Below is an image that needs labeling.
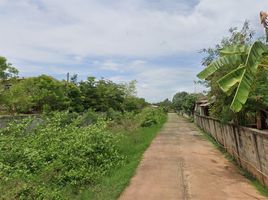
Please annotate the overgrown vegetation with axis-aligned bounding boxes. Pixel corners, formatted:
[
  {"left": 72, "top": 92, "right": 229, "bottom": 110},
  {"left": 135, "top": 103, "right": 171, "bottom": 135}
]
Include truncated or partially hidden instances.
[
  {"left": 0, "top": 108, "right": 166, "bottom": 199},
  {"left": 83, "top": 109, "right": 167, "bottom": 199},
  {"left": 197, "top": 21, "right": 268, "bottom": 126},
  {"left": 0, "top": 61, "right": 167, "bottom": 199}
]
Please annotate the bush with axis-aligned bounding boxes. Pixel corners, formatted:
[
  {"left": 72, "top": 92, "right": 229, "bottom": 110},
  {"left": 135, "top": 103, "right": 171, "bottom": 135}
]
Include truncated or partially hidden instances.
[
  {"left": 0, "top": 108, "right": 166, "bottom": 199},
  {"left": 0, "top": 112, "right": 124, "bottom": 199},
  {"left": 106, "top": 108, "right": 123, "bottom": 121},
  {"left": 138, "top": 107, "right": 166, "bottom": 127}
]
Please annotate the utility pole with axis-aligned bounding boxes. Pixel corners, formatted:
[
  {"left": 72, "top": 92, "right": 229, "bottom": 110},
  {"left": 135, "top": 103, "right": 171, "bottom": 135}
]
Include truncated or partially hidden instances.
[{"left": 66, "top": 72, "right": 70, "bottom": 83}]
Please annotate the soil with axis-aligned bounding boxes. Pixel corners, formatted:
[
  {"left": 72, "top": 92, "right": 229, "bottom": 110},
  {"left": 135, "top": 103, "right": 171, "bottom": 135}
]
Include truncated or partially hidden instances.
[{"left": 119, "top": 113, "right": 267, "bottom": 200}]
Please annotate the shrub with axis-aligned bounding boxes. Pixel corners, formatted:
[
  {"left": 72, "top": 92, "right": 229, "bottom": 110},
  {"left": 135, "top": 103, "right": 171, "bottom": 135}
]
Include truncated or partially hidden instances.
[
  {"left": 138, "top": 107, "right": 166, "bottom": 127},
  {"left": 0, "top": 112, "right": 124, "bottom": 199}
]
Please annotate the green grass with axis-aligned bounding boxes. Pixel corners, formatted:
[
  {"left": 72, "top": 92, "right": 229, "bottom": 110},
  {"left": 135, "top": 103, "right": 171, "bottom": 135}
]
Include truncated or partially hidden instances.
[
  {"left": 196, "top": 125, "right": 268, "bottom": 197},
  {"left": 79, "top": 115, "right": 167, "bottom": 200}
]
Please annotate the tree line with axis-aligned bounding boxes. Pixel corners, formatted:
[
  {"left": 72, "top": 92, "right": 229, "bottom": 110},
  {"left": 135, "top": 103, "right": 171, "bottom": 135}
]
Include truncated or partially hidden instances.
[{"left": 0, "top": 57, "right": 148, "bottom": 114}]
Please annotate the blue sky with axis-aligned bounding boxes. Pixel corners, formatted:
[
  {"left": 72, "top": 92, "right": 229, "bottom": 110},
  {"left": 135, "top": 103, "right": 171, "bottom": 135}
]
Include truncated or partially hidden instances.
[{"left": 0, "top": 0, "right": 268, "bottom": 102}]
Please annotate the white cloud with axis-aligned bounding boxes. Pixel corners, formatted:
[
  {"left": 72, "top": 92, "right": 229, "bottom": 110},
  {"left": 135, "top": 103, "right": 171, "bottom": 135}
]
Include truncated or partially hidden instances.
[
  {"left": 100, "top": 60, "right": 121, "bottom": 71},
  {"left": 1, "top": 0, "right": 267, "bottom": 61},
  {"left": 0, "top": 0, "right": 267, "bottom": 101},
  {"left": 108, "top": 60, "right": 202, "bottom": 102}
]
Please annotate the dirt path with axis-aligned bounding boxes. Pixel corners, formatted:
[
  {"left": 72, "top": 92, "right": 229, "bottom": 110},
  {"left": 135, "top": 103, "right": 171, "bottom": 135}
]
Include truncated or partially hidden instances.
[{"left": 119, "top": 113, "right": 267, "bottom": 200}]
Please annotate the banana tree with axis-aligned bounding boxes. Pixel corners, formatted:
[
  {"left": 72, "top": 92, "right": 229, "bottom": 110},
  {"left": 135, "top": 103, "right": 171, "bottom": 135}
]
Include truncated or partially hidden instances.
[{"left": 197, "top": 41, "right": 268, "bottom": 112}]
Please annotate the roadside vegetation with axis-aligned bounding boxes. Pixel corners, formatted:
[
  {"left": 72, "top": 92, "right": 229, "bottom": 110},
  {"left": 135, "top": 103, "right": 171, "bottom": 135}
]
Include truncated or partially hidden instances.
[
  {"left": 171, "top": 20, "right": 268, "bottom": 195},
  {"left": 171, "top": 21, "right": 268, "bottom": 129},
  {"left": 189, "top": 20, "right": 268, "bottom": 196},
  {"left": 0, "top": 59, "right": 167, "bottom": 199},
  {"left": 197, "top": 21, "right": 268, "bottom": 127},
  {"left": 0, "top": 107, "right": 166, "bottom": 199},
  {"left": 83, "top": 110, "right": 166, "bottom": 199}
]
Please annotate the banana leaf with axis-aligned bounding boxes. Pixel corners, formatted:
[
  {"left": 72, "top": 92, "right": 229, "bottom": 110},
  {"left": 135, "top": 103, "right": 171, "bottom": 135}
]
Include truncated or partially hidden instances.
[
  {"left": 230, "top": 69, "right": 254, "bottom": 112},
  {"left": 228, "top": 41, "right": 268, "bottom": 112},
  {"left": 217, "top": 65, "right": 245, "bottom": 93},
  {"left": 197, "top": 54, "right": 245, "bottom": 79},
  {"left": 219, "top": 45, "right": 250, "bottom": 56},
  {"left": 197, "top": 41, "right": 268, "bottom": 113}
]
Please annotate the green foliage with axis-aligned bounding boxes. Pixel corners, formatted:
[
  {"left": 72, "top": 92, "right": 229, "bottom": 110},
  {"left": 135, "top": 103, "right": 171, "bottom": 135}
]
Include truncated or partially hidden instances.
[
  {"left": 106, "top": 108, "right": 123, "bottom": 121},
  {"left": 123, "top": 97, "right": 148, "bottom": 112},
  {"left": 197, "top": 54, "right": 245, "bottom": 80},
  {"left": 66, "top": 83, "right": 84, "bottom": 113},
  {"left": 198, "top": 41, "right": 268, "bottom": 112},
  {"left": 0, "top": 56, "right": 18, "bottom": 80},
  {"left": 139, "top": 107, "right": 166, "bottom": 127},
  {"left": 156, "top": 98, "right": 173, "bottom": 112},
  {"left": 0, "top": 108, "right": 166, "bottom": 199},
  {"left": 0, "top": 82, "right": 34, "bottom": 113},
  {"left": 182, "top": 94, "right": 197, "bottom": 115},
  {"left": 1, "top": 75, "right": 69, "bottom": 113},
  {"left": 1, "top": 72, "right": 148, "bottom": 115},
  {"left": 79, "top": 77, "right": 125, "bottom": 112},
  {"left": 107, "top": 107, "right": 166, "bottom": 133},
  {"left": 172, "top": 92, "right": 188, "bottom": 111},
  {"left": 0, "top": 112, "right": 124, "bottom": 199},
  {"left": 198, "top": 21, "right": 268, "bottom": 123},
  {"left": 83, "top": 110, "right": 167, "bottom": 200},
  {"left": 172, "top": 92, "right": 197, "bottom": 116},
  {"left": 123, "top": 80, "right": 137, "bottom": 97}
]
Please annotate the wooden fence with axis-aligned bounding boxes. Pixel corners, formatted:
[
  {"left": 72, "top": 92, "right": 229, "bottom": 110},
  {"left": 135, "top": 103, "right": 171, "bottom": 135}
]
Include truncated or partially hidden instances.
[{"left": 195, "top": 114, "right": 268, "bottom": 186}]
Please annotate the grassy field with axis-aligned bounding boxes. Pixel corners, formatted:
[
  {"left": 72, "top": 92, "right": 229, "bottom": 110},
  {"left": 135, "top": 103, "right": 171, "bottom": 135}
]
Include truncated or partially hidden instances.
[{"left": 80, "top": 115, "right": 167, "bottom": 200}]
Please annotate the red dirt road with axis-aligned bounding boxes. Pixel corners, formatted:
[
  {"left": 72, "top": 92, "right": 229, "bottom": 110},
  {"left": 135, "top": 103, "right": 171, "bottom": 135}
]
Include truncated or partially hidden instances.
[{"left": 119, "top": 113, "right": 267, "bottom": 200}]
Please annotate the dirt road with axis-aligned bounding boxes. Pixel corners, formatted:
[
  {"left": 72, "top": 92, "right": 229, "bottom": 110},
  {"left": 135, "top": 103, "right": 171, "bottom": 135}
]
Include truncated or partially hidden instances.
[{"left": 119, "top": 113, "right": 267, "bottom": 200}]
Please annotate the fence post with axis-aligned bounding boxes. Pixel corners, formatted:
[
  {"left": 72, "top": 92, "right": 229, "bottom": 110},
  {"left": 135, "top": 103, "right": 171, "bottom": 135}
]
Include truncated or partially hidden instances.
[{"left": 252, "top": 134, "right": 265, "bottom": 184}]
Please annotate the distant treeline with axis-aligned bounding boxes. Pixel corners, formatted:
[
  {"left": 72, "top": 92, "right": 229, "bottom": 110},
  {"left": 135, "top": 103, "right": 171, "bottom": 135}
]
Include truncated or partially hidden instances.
[{"left": 0, "top": 56, "right": 148, "bottom": 114}]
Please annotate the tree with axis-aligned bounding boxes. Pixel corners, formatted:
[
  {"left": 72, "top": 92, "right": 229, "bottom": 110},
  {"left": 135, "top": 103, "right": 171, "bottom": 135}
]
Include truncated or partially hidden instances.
[
  {"left": 30, "top": 75, "right": 69, "bottom": 112},
  {"left": 198, "top": 41, "right": 268, "bottom": 113},
  {"left": 1, "top": 75, "right": 70, "bottom": 113},
  {"left": 79, "top": 77, "right": 125, "bottom": 112},
  {"left": 0, "top": 81, "right": 34, "bottom": 113},
  {"left": 66, "top": 83, "right": 84, "bottom": 112},
  {"left": 172, "top": 92, "right": 196, "bottom": 116},
  {"left": 181, "top": 94, "right": 196, "bottom": 116},
  {"left": 157, "top": 98, "right": 173, "bottom": 112},
  {"left": 121, "top": 80, "right": 148, "bottom": 112},
  {"left": 0, "top": 56, "right": 19, "bottom": 99},
  {"left": 0, "top": 56, "right": 18, "bottom": 80},
  {"left": 172, "top": 92, "right": 188, "bottom": 112},
  {"left": 197, "top": 21, "right": 257, "bottom": 122},
  {"left": 124, "top": 80, "right": 137, "bottom": 97},
  {"left": 123, "top": 97, "right": 148, "bottom": 112}
]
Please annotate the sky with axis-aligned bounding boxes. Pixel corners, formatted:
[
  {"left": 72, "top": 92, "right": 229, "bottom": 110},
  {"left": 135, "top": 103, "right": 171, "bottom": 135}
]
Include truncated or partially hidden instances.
[{"left": 0, "top": 0, "right": 268, "bottom": 102}]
